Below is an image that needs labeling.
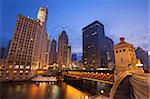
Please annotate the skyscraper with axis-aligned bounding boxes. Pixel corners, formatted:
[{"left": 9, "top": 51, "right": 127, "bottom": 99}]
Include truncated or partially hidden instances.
[
  {"left": 105, "top": 37, "right": 115, "bottom": 69},
  {"left": 49, "top": 39, "right": 57, "bottom": 65},
  {"left": 135, "top": 47, "right": 149, "bottom": 71},
  {"left": 57, "top": 31, "right": 68, "bottom": 69},
  {"left": 71, "top": 53, "right": 77, "bottom": 61},
  {"left": 3, "top": 6, "right": 50, "bottom": 81},
  {"left": 67, "top": 46, "right": 71, "bottom": 69},
  {"left": 37, "top": 6, "right": 48, "bottom": 30},
  {"left": 82, "top": 20, "right": 107, "bottom": 69},
  {"left": 0, "top": 47, "right": 5, "bottom": 59},
  {"left": 4, "top": 40, "right": 12, "bottom": 59}
]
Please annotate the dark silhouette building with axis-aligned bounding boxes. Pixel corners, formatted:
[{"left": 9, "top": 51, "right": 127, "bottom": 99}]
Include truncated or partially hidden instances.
[
  {"left": 105, "top": 37, "right": 115, "bottom": 69},
  {"left": 136, "top": 47, "right": 150, "bottom": 71},
  {"left": 0, "top": 47, "right": 6, "bottom": 59},
  {"left": 4, "top": 40, "right": 12, "bottom": 59},
  {"left": 71, "top": 53, "right": 77, "bottom": 61},
  {"left": 82, "top": 21, "right": 107, "bottom": 69},
  {"left": 49, "top": 39, "right": 57, "bottom": 65}
]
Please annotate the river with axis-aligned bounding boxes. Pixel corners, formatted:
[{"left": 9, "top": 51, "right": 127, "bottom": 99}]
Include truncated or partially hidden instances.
[{"left": 0, "top": 81, "right": 111, "bottom": 99}]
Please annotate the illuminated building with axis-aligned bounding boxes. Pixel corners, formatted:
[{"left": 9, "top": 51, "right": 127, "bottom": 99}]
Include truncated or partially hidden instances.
[
  {"left": 67, "top": 46, "right": 71, "bottom": 69},
  {"left": 82, "top": 20, "right": 111, "bottom": 69},
  {"left": 57, "top": 31, "right": 68, "bottom": 69},
  {"left": 135, "top": 47, "right": 149, "bottom": 72},
  {"left": 3, "top": 6, "right": 50, "bottom": 81},
  {"left": 49, "top": 39, "right": 57, "bottom": 65},
  {"left": 114, "top": 37, "right": 137, "bottom": 71}
]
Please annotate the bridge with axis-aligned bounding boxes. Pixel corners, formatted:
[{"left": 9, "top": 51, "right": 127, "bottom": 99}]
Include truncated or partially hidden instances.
[
  {"left": 63, "top": 70, "right": 114, "bottom": 84},
  {"left": 63, "top": 68, "right": 150, "bottom": 99}
]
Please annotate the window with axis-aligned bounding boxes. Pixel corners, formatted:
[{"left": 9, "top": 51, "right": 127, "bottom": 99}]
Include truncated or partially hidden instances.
[
  {"left": 91, "top": 32, "right": 97, "bottom": 36},
  {"left": 86, "top": 35, "right": 89, "bottom": 37},
  {"left": 119, "top": 50, "right": 122, "bottom": 52},
  {"left": 25, "top": 70, "right": 29, "bottom": 73},
  {"left": 20, "top": 70, "right": 23, "bottom": 73},
  {"left": 84, "top": 61, "right": 87, "bottom": 64},
  {"left": 26, "top": 66, "right": 30, "bottom": 69},
  {"left": 13, "top": 70, "right": 17, "bottom": 73},
  {"left": 15, "top": 65, "right": 19, "bottom": 69},
  {"left": 88, "top": 45, "right": 90, "bottom": 48},
  {"left": 121, "top": 58, "right": 123, "bottom": 62},
  {"left": 9, "top": 65, "right": 12, "bottom": 68},
  {"left": 116, "top": 51, "right": 118, "bottom": 53},
  {"left": 20, "top": 65, "right": 24, "bottom": 69},
  {"left": 92, "top": 60, "right": 95, "bottom": 63},
  {"left": 123, "top": 49, "right": 125, "bottom": 52}
]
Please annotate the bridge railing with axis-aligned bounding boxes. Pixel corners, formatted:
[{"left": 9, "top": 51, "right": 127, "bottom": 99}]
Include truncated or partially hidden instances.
[
  {"left": 64, "top": 71, "right": 114, "bottom": 83},
  {"left": 110, "top": 71, "right": 130, "bottom": 99},
  {"left": 130, "top": 73, "right": 149, "bottom": 99}
]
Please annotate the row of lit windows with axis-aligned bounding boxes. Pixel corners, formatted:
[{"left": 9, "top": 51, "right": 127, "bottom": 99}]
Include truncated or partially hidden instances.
[
  {"left": 84, "top": 60, "right": 96, "bottom": 64},
  {"left": 85, "top": 32, "right": 97, "bottom": 38},
  {"left": 9, "top": 65, "right": 30, "bottom": 69},
  {"left": 18, "top": 18, "right": 36, "bottom": 26},
  {"left": 6, "top": 70, "right": 29, "bottom": 74}
]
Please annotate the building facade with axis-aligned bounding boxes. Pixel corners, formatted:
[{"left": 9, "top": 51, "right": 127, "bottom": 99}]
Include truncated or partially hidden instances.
[
  {"left": 4, "top": 40, "right": 12, "bottom": 59},
  {"left": 3, "top": 6, "right": 50, "bottom": 81},
  {"left": 114, "top": 37, "right": 137, "bottom": 72},
  {"left": 0, "top": 47, "right": 6, "bottom": 59},
  {"left": 105, "top": 37, "right": 115, "bottom": 69},
  {"left": 135, "top": 47, "right": 149, "bottom": 71},
  {"left": 49, "top": 39, "right": 57, "bottom": 65},
  {"left": 57, "top": 31, "right": 68, "bottom": 69},
  {"left": 66, "top": 46, "right": 71, "bottom": 69},
  {"left": 82, "top": 21, "right": 107, "bottom": 69},
  {"left": 71, "top": 53, "right": 77, "bottom": 61}
]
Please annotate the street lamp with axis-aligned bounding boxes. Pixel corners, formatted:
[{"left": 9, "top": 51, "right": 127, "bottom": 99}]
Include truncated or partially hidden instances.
[{"left": 100, "top": 89, "right": 104, "bottom": 99}]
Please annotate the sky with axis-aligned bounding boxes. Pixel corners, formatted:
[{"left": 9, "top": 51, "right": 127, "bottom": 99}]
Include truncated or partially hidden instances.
[{"left": 0, "top": 0, "right": 149, "bottom": 54}]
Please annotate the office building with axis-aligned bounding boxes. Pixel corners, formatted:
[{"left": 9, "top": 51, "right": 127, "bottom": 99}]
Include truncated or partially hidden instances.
[
  {"left": 105, "top": 37, "right": 115, "bottom": 69},
  {"left": 82, "top": 20, "right": 107, "bottom": 69},
  {"left": 0, "top": 47, "right": 5, "bottom": 59},
  {"left": 49, "top": 39, "right": 57, "bottom": 65},
  {"left": 71, "top": 53, "right": 77, "bottom": 61},
  {"left": 67, "top": 46, "right": 71, "bottom": 69},
  {"left": 57, "top": 31, "right": 68, "bottom": 69},
  {"left": 4, "top": 40, "right": 12, "bottom": 59},
  {"left": 136, "top": 47, "right": 149, "bottom": 71},
  {"left": 3, "top": 6, "right": 50, "bottom": 81}
]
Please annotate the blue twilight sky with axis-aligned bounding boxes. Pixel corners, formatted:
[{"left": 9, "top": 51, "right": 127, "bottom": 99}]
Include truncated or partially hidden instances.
[{"left": 0, "top": 0, "right": 149, "bottom": 54}]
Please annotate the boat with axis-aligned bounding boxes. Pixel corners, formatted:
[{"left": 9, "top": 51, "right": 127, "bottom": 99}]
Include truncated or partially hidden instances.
[{"left": 31, "top": 75, "right": 57, "bottom": 82}]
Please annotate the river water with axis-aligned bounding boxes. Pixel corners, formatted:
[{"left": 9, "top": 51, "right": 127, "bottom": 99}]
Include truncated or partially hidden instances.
[{"left": 0, "top": 81, "right": 111, "bottom": 99}]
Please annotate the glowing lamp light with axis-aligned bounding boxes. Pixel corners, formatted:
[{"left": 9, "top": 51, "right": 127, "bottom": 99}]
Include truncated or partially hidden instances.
[
  {"left": 85, "top": 96, "right": 88, "bottom": 99},
  {"left": 136, "top": 64, "right": 143, "bottom": 67},
  {"left": 100, "top": 89, "right": 104, "bottom": 94}
]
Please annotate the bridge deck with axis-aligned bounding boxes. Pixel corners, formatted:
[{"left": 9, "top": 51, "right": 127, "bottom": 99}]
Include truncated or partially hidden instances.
[{"left": 65, "top": 74, "right": 114, "bottom": 84}]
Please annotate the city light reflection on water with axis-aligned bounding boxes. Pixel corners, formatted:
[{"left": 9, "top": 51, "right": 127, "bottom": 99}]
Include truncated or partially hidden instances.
[{"left": 0, "top": 82, "right": 91, "bottom": 99}]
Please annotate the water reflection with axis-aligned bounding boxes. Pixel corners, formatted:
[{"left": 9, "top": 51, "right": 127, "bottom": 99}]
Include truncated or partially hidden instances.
[{"left": 0, "top": 82, "right": 92, "bottom": 99}]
